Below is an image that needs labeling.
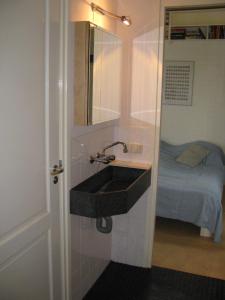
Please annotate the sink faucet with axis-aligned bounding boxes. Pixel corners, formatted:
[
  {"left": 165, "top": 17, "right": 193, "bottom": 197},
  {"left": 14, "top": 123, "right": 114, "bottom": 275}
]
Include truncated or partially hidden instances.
[
  {"left": 102, "top": 141, "right": 128, "bottom": 155},
  {"left": 90, "top": 141, "right": 128, "bottom": 164}
]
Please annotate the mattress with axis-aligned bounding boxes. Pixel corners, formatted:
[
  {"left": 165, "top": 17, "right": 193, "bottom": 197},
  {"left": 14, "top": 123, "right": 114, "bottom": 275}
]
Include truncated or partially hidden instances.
[{"left": 157, "top": 141, "right": 225, "bottom": 242}]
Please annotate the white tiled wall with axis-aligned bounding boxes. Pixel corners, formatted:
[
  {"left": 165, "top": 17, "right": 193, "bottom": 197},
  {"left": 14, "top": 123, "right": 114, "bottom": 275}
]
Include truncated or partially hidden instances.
[
  {"left": 110, "top": 0, "right": 161, "bottom": 268},
  {"left": 69, "top": 0, "right": 161, "bottom": 298},
  {"left": 111, "top": 124, "right": 154, "bottom": 268},
  {"left": 69, "top": 1, "right": 120, "bottom": 298},
  {"left": 71, "top": 125, "right": 115, "bottom": 300},
  {"left": 113, "top": 125, "right": 155, "bottom": 163},
  {"left": 111, "top": 189, "right": 151, "bottom": 267}
]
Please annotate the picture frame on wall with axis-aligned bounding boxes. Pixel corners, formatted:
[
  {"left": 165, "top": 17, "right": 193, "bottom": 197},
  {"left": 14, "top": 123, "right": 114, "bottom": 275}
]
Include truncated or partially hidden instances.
[{"left": 162, "top": 60, "right": 194, "bottom": 106}]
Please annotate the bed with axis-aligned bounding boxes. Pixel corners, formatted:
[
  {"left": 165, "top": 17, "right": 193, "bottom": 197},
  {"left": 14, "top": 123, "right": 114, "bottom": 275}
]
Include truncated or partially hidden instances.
[{"left": 156, "top": 141, "right": 225, "bottom": 242}]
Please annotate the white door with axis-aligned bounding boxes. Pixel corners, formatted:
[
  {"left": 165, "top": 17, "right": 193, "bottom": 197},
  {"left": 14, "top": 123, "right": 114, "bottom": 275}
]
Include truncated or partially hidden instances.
[{"left": 0, "top": 0, "right": 65, "bottom": 299}]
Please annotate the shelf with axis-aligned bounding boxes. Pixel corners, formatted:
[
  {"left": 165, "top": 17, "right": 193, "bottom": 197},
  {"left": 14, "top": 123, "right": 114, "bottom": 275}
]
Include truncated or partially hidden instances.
[
  {"left": 165, "top": 10, "right": 225, "bottom": 40},
  {"left": 166, "top": 25, "right": 225, "bottom": 40}
]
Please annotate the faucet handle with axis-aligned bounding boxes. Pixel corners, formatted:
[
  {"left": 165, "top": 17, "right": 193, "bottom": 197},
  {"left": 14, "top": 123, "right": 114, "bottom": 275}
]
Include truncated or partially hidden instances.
[
  {"left": 90, "top": 154, "right": 116, "bottom": 164},
  {"left": 90, "top": 155, "right": 95, "bottom": 164},
  {"left": 96, "top": 152, "right": 105, "bottom": 158},
  {"left": 107, "top": 155, "right": 116, "bottom": 161}
]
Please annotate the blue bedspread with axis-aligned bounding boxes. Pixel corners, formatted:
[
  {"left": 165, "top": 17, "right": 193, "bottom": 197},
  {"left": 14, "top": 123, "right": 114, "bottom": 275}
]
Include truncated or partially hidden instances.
[{"left": 157, "top": 141, "right": 225, "bottom": 242}]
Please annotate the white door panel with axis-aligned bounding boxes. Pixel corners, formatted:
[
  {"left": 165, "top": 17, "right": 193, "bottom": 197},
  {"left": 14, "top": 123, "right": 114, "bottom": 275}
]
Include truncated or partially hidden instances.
[
  {"left": 0, "top": 234, "right": 50, "bottom": 300},
  {"left": 0, "top": 0, "right": 64, "bottom": 299},
  {"left": 0, "top": 0, "right": 46, "bottom": 237},
  {"left": 0, "top": 212, "right": 49, "bottom": 266}
]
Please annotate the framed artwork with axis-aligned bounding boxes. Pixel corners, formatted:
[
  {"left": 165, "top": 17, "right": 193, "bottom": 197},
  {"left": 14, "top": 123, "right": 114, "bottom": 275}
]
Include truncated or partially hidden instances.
[{"left": 162, "top": 60, "right": 194, "bottom": 106}]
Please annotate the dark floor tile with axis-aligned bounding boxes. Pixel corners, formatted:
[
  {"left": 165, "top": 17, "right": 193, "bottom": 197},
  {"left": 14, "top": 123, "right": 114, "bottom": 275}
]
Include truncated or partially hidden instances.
[
  {"left": 83, "top": 262, "right": 151, "bottom": 300},
  {"left": 83, "top": 262, "right": 225, "bottom": 300}
]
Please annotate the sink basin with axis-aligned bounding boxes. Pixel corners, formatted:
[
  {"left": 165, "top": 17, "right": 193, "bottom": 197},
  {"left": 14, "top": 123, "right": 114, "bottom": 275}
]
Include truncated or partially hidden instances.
[{"left": 70, "top": 165, "right": 151, "bottom": 218}]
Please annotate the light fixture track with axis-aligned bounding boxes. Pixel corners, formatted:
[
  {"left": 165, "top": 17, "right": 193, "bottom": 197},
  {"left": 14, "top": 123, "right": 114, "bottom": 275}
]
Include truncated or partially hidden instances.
[{"left": 90, "top": 2, "right": 131, "bottom": 26}]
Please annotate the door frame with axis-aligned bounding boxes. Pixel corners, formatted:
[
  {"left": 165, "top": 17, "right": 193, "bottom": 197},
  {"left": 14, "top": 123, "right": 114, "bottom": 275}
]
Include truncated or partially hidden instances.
[
  {"left": 59, "top": 0, "right": 71, "bottom": 299},
  {"left": 148, "top": 0, "right": 225, "bottom": 266}
]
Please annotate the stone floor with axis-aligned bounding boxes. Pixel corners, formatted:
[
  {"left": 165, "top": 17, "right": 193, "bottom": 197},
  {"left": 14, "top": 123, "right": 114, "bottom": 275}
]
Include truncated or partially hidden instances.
[{"left": 84, "top": 262, "right": 225, "bottom": 300}]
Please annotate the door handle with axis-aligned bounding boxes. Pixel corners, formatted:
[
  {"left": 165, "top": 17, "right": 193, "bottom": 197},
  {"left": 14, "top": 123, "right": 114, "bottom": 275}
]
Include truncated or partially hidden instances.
[{"left": 50, "top": 161, "right": 64, "bottom": 176}]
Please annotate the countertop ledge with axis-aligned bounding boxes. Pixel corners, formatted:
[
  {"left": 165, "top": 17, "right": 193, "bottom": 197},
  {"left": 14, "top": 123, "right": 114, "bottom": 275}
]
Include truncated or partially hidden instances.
[{"left": 110, "top": 160, "right": 152, "bottom": 170}]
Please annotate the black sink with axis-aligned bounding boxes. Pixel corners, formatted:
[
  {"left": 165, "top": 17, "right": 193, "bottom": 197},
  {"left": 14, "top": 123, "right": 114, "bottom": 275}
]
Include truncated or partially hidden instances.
[{"left": 70, "top": 165, "right": 151, "bottom": 218}]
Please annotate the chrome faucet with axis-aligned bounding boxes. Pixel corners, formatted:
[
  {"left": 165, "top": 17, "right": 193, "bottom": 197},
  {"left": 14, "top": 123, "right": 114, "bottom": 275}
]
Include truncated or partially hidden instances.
[
  {"left": 90, "top": 141, "right": 128, "bottom": 164},
  {"left": 102, "top": 141, "right": 128, "bottom": 155}
]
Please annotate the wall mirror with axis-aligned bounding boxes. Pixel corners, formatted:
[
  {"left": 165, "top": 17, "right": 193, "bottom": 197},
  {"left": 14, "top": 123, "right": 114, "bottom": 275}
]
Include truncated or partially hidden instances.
[{"left": 74, "top": 21, "right": 122, "bottom": 125}]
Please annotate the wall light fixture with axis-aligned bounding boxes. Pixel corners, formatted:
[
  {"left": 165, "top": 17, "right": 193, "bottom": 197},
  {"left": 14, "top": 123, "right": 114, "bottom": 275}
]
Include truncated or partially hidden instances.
[{"left": 91, "top": 2, "right": 132, "bottom": 26}]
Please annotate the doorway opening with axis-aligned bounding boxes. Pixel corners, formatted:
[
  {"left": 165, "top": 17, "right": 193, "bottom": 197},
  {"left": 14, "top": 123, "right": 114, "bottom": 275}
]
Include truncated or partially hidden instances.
[{"left": 153, "top": 5, "right": 225, "bottom": 280}]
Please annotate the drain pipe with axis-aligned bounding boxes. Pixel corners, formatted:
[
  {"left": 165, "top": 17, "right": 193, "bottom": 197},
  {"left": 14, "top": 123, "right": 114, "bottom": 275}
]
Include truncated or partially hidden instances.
[{"left": 96, "top": 217, "right": 113, "bottom": 234}]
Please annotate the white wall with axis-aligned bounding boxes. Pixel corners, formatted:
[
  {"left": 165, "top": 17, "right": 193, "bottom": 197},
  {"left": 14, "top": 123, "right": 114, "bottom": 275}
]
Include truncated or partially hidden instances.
[
  {"left": 171, "top": 8, "right": 225, "bottom": 26},
  {"left": 161, "top": 40, "right": 225, "bottom": 152},
  {"left": 69, "top": 1, "right": 118, "bottom": 299},
  {"left": 70, "top": 0, "right": 162, "bottom": 296},
  {"left": 70, "top": 1, "right": 162, "bottom": 296},
  {"left": 70, "top": 127, "right": 114, "bottom": 300},
  {"left": 111, "top": 0, "right": 161, "bottom": 267}
]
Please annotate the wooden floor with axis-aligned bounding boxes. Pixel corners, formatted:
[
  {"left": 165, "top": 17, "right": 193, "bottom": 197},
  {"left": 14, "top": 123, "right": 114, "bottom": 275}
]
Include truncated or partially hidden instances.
[{"left": 152, "top": 198, "right": 225, "bottom": 280}]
